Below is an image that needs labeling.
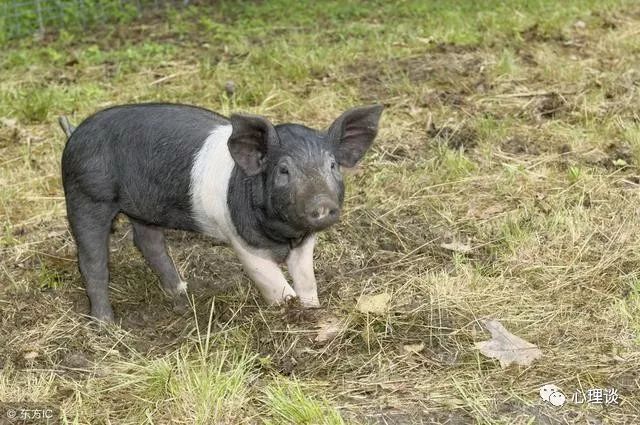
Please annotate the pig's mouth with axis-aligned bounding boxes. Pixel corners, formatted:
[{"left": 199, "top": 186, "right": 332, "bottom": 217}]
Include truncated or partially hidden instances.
[{"left": 269, "top": 194, "right": 341, "bottom": 236}]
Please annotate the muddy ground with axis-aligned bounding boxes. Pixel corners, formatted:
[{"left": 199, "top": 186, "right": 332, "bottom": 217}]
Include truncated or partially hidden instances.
[{"left": 1, "top": 1, "right": 640, "bottom": 424}]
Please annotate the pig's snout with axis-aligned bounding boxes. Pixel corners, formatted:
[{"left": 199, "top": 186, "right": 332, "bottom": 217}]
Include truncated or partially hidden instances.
[{"left": 305, "top": 195, "right": 340, "bottom": 228}]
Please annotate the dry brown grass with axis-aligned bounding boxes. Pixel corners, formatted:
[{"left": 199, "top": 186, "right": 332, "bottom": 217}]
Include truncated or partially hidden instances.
[{"left": 1, "top": 1, "right": 640, "bottom": 423}]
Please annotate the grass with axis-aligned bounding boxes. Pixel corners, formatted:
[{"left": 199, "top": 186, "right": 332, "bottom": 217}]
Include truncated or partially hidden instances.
[
  {"left": 262, "top": 378, "right": 346, "bottom": 425},
  {"left": 1, "top": 0, "right": 640, "bottom": 423}
]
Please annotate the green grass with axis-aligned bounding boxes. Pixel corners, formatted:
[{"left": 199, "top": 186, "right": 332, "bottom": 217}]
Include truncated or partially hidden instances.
[
  {"left": 133, "top": 348, "right": 255, "bottom": 423},
  {"left": 262, "top": 378, "right": 346, "bottom": 425},
  {"left": 2, "top": 0, "right": 640, "bottom": 423},
  {"left": 0, "top": 0, "right": 140, "bottom": 42}
]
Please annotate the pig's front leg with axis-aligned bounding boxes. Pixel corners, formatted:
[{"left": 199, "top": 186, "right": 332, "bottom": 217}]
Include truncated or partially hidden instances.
[
  {"left": 232, "top": 242, "right": 297, "bottom": 304},
  {"left": 286, "top": 234, "right": 320, "bottom": 308}
]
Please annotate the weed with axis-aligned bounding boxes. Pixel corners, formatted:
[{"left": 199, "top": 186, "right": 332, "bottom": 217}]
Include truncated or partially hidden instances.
[{"left": 1, "top": 1, "right": 640, "bottom": 423}]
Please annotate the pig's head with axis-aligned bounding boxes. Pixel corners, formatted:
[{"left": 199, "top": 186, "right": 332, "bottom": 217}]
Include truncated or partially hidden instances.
[{"left": 228, "top": 105, "right": 383, "bottom": 234}]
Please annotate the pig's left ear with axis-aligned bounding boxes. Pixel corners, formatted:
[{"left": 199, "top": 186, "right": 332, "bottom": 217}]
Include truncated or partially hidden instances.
[
  {"left": 228, "top": 113, "right": 280, "bottom": 176},
  {"left": 327, "top": 104, "right": 383, "bottom": 167}
]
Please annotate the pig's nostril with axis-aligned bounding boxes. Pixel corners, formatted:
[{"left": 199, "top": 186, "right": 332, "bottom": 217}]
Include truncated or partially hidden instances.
[{"left": 306, "top": 197, "right": 339, "bottom": 226}]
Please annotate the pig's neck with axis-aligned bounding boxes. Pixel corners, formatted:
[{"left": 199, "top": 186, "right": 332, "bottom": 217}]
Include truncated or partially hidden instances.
[{"left": 227, "top": 168, "right": 308, "bottom": 261}]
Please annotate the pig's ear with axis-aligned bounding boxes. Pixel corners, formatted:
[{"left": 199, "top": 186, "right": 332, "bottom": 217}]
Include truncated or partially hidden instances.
[
  {"left": 327, "top": 104, "right": 383, "bottom": 167},
  {"left": 228, "top": 114, "right": 279, "bottom": 176}
]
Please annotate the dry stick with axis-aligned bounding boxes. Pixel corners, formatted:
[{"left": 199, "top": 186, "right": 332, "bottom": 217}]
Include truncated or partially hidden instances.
[
  {"left": 25, "top": 250, "right": 76, "bottom": 262},
  {"left": 149, "top": 70, "right": 197, "bottom": 86},
  {"left": 0, "top": 157, "right": 23, "bottom": 167},
  {"left": 1, "top": 264, "right": 18, "bottom": 286},
  {"left": 487, "top": 90, "right": 575, "bottom": 99},
  {"left": 409, "top": 175, "right": 486, "bottom": 198}
]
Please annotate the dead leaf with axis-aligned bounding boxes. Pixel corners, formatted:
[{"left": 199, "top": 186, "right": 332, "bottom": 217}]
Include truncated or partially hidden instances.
[
  {"left": 315, "top": 315, "right": 341, "bottom": 343},
  {"left": 357, "top": 293, "right": 391, "bottom": 314},
  {"left": 440, "top": 240, "right": 472, "bottom": 254},
  {"left": 476, "top": 319, "right": 542, "bottom": 368},
  {"left": 403, "top": 343, "right": 425, "bottom": 354}
]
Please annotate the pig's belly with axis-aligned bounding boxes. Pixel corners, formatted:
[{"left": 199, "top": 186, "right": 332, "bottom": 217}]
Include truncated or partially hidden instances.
[{"left": 200, "top": 225, "right": 229, "bottom": 243}]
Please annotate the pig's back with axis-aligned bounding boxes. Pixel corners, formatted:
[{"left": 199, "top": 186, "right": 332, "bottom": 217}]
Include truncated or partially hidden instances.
[{"left": 62, "top": 103, "right": 231, "bottom": 231}]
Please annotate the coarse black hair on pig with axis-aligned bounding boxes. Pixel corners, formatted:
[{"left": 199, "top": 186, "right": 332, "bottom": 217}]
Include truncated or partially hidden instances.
[
  {"left": 226, "top": 105, "right": 383, "bottom": 260},
  {"left": 62, "top": 104, "right": 228, "bottom": 231}
]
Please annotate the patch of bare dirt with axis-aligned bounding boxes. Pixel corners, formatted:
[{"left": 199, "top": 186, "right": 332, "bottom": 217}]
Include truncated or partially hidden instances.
[
  {"left": 609, "top": 371, "right": 640, "bottom": 394},
  {"left": 535, "top": 92, "right": 569, "bottom": 119},
  {"left": 400, "top": 51, "right": 483, "bottom": 86},
  {"left": 350, "top": 44, "right": 489, "bottom": 106},
  {"left": 579, "top": 141, "right": 635, "bottom": 169},
  {"left": 501, "top": 135, "right": 540, "bottom": 155},
  {"left": 520, "top": 24, "right": 567, "bottom": 43},
  {"left": 427, "top": 122, "right": 477, "bottom": 151},
  {"left": 419, "top": 89, "right": 474, "bottom": 109},
  {"left": 519, "top": 23, "right": 591, "bottom": 60},
  {"left": 606, "top": 141, "right": 634, "bottom": 166},
  {"left": 497, "top": 400, "right": 582, "bottom": 425},
  {"left": 377, "top": 143, "right": 417, "bottom": 162}
]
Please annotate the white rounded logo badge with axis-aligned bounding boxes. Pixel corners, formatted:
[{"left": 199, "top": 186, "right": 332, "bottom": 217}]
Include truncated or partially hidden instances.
[{"left": 539, "top": 384, "right": 566, "bottom": 407}]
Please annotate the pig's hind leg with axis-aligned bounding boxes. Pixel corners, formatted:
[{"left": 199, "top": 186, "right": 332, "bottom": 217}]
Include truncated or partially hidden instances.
[
  {"left": 131, "top": 220, "right": 187, "bottom": 297},
  {"left": 67, "top": 196, "right": 119, "bottom": 323}
]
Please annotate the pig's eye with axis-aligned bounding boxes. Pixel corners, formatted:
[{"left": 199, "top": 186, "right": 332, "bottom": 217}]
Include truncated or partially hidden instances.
[
  {"left": 330, "top": 161, "right": 337, "bottom": 170},
  {"left": 275, "top": 165, "right": 290, "bottom": 186}
]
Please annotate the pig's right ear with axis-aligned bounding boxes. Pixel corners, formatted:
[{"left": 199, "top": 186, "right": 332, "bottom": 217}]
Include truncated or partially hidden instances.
[
  {"left": 327, "top": 104, "right": 384, "bottom": 167},
  {"left": 228, "top": 114, "right": 279, "bottom": 176}
]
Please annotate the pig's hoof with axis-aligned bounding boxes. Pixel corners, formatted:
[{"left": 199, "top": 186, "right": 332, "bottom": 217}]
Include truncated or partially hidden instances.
[
  {"left": 165, "top": 280, "right": 188, "bottom": 297},
  {"left": 172, "top": 295, "right": 191, "bottom": 315},
  {"left": 281, "top": 297, "right": 320, "bottom": 322},
  {"left": 90, "top": 308, "right": 115, "bottom": 324},
  {"left": 299, "top": 297, "right": 321, "bottom": 309},
  {"left": 281, "top": 295, "right": 306, "bottom": 310}
]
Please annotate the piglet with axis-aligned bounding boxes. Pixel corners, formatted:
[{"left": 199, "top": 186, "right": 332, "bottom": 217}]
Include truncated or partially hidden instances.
[{"left": 60, "top": 103, "right": 383, "bottom": 322}]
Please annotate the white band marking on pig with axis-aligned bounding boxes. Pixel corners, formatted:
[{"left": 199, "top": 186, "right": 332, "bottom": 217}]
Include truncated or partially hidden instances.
[
  {"left": 190, "top": 124, "right": 235, "bottom": 242},
  {"left": 190, "top": 123, "right": 299, "bottom": 305}
]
